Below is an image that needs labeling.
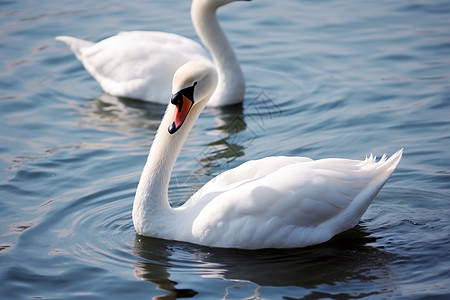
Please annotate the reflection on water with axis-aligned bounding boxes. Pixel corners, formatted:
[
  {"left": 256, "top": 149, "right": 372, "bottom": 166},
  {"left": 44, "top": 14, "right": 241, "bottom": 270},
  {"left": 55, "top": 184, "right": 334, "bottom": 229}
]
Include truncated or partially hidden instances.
[
  {"left": 86, "top": 93, "right": 167, "bottom": 133},
  {"left": 200, "top": 105, "right": 246, "bottom": 169},
  {"left": 133, "top": 225, "right": 396, "bottom": 299},
  {"left": 133, "top": 237, "right": 199, "bottom": 299}
]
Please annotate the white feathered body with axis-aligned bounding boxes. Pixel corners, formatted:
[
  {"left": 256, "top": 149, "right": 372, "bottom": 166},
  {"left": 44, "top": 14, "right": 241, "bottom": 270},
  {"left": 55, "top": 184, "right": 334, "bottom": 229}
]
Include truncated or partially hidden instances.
[
  {"left": 56, "top": 32, "right": 209, "bottom": 103},
  {"left": 139, "top": 150, "right": 403, "bottom": 249}
]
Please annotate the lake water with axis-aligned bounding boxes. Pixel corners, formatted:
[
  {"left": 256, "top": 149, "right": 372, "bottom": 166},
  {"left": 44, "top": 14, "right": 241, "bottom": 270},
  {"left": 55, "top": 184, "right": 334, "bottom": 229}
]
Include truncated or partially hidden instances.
[{"left": 1, "top": 0, "right": 449, "bottom": 299}]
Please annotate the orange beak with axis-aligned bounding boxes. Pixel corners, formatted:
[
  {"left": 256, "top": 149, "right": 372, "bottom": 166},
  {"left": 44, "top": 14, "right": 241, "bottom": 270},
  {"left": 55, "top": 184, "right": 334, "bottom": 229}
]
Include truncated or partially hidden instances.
[
  {"left": 168, "top": 94, "right": 194, "bottom": 134},
  {"left": 168, "top": 83, "right": 196, "bottom": 134}
]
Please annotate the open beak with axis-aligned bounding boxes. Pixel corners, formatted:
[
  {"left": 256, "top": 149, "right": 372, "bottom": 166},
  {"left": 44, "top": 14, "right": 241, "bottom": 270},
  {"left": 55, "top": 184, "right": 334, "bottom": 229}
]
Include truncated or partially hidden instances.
[{"left": 168, "top": 83, "right": 196, "bottom": 134}]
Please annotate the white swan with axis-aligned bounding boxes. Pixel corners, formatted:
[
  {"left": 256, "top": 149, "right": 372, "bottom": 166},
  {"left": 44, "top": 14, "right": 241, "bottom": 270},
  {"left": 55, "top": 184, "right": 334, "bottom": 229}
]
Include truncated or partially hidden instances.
[
  {"left": 56, "top": 0, "right": 247, "bottom": 106},
  {"left": 132, "top": 60, "right": 403, "bottom": 249}
]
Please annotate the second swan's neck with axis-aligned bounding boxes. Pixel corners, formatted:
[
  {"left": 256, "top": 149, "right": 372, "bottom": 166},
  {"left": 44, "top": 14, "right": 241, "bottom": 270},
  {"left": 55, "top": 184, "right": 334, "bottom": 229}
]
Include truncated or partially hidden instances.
[{"left": 191, "top": 1, "right": 245, "bottom": 106}]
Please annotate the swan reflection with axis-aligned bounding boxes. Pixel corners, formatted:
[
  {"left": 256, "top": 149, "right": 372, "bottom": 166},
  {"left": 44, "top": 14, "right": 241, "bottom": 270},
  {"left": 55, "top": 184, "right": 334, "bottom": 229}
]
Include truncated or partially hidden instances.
[
  {"left": 132, "top": 237, "right": 203, "bottom": 299},
  {"left": 133, "top": 226, "right": 396, "bottom": 299},
  {"left": 83, "top": 93, "right": 166, "bottom": 133},
  {"left": 200, "top": 104, "right": 246, "bottom": 168}
]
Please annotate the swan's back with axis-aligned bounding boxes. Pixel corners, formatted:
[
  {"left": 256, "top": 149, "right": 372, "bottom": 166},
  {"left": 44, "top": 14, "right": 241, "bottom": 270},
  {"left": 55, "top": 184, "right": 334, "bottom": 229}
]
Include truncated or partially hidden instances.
[
  {"left": 57, "top": 31, "right": 209, "bottom": 102},
  {"left": 184, "top": 149, "right": 403, "bottom": 249}
]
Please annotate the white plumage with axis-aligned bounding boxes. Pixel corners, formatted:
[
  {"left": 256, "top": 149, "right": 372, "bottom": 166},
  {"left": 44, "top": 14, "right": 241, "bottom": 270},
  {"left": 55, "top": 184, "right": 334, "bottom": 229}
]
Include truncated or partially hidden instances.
[
  {"left": 56, "top": 0, "right": 247, "bottom": 106},
  {"left": 189, "top": 153, "right": 403, "bottom": 248},
  {"left": 132, "top": 61, "right": 403, "bottom": 249}
]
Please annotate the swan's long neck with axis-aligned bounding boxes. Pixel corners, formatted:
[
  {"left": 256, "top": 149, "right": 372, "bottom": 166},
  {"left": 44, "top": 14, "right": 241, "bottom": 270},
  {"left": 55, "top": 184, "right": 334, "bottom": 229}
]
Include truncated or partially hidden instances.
[
  {"left": 132, "top": 100, "right": 206, "bottom": 236},
  {"left": 191, "top": 1, "right": 245, "bottom": 106}
]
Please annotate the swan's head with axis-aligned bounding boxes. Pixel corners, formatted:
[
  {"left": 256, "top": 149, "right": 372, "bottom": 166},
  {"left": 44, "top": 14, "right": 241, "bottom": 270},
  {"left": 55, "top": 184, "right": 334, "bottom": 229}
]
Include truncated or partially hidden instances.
[{"left": 168, "top": 60, "right": 218, "bottom": 134}]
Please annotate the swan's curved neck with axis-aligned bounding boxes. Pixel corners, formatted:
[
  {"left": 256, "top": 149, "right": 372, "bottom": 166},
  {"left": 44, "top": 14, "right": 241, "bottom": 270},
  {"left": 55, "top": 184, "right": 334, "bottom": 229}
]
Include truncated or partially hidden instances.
[
  {"left": 191, "top": 1, "right": 245, "bottom": 106},
  {"left": 132, "top": 100, "right": 206, "bottom": 236}
]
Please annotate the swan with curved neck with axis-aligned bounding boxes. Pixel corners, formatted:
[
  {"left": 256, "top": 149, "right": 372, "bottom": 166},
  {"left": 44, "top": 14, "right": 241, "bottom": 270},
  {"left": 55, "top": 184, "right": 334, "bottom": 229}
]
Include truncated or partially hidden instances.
[
  {"left": 132, "top": 60, "right": 403, "bottom": 249},
  {"left": 56, "top": 0, "right": 247, "bottom": 106}
]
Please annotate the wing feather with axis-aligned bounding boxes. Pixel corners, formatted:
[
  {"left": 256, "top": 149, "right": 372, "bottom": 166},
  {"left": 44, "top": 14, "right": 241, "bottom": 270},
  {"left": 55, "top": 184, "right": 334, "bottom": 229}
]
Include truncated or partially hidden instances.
[
  {"left": 61, "top": 31, "right": 209, "bottom": 102},
  {"left": 189, "top": 151, "right": 402, "bottom": 248}
]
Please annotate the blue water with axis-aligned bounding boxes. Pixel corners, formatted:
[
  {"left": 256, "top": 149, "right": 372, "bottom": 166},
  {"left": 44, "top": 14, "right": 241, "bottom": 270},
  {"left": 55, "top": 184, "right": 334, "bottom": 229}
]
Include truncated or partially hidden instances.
[{"left": 1, "top": 0, "right": 449, "bottom": 299}]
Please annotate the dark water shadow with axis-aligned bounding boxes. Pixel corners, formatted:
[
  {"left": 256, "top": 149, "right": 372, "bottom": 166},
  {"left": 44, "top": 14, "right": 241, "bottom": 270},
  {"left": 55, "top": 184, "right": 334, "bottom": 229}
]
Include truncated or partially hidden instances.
[
  {"left": 132, "top": 225, "right": 397, "bottom": 299},
  {"left": 197, "top": 104, "right": 246, "bottom": 170},
  {"left": 83, "top": 93, "right": 168, "bottom": 132}
]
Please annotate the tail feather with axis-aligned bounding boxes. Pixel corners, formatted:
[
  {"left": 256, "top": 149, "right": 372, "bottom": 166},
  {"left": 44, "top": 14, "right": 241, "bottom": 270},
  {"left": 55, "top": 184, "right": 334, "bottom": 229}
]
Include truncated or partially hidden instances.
[
  {"left": 361, "top": 148, "right": 403, "bottom": 171},
  {"left": 329, "top": 148, "right": 403, "bottom": 232},
  {"left": 380, "top": 148, "right": 403, "bottom": 173},
  {"left": 55, "top": 36, "right": 94, "bottom": 61}
]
